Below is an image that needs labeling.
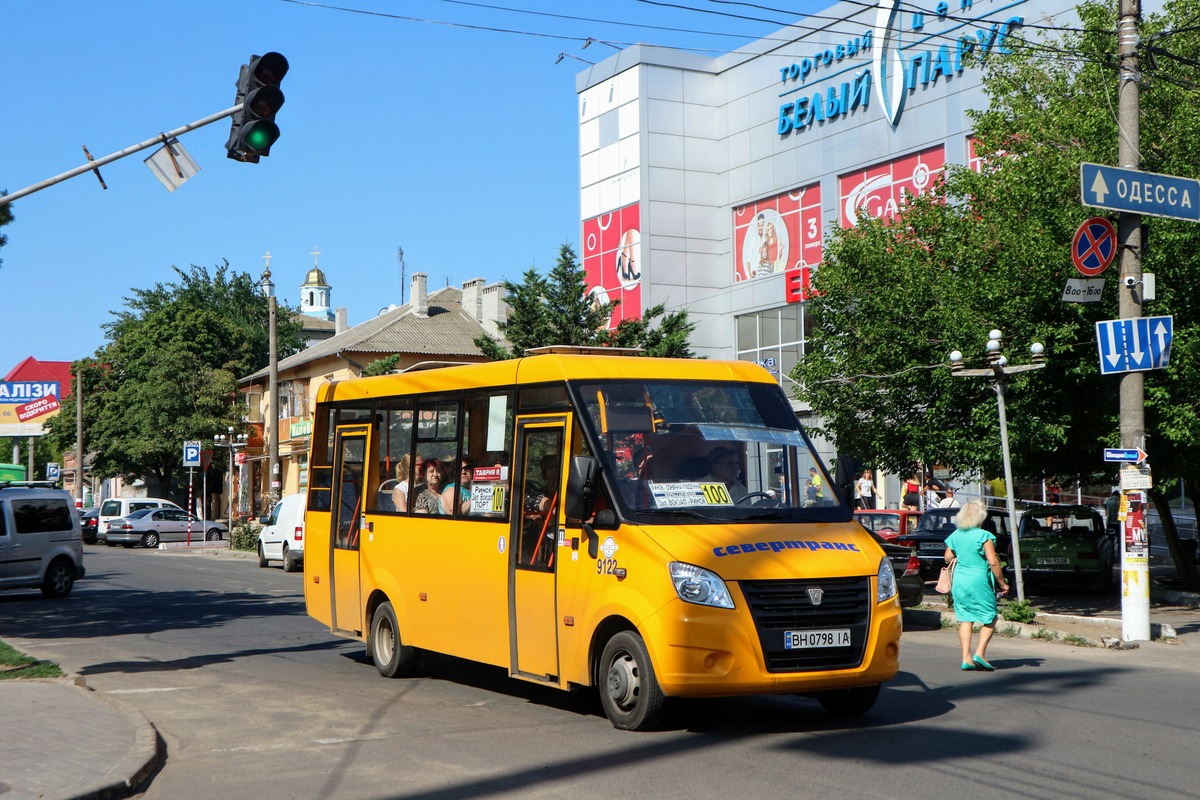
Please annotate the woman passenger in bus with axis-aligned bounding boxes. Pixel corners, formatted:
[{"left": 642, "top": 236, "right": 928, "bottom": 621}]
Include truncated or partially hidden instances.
[
  {"left": 389, "top": 454, "right": 412, "bottom": 512},
  {"left": 412, "top": 459, "right": 445, "bottom": 514},
  {"left": 441, "top": 459, "right": 473, "bottom": 516}
]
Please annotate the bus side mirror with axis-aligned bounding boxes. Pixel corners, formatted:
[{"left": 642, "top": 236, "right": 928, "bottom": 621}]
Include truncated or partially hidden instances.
[
  {"left": 833, "top": 456, "right": 856, "bottom": 507},
  {"left": 565, "top": 456, "right": 599, "bottom": 521}
]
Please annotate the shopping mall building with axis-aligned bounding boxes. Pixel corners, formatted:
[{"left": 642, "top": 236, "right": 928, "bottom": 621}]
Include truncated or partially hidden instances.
[{"left": 575, "top": 0, "right": 1079, "bottom": 501}]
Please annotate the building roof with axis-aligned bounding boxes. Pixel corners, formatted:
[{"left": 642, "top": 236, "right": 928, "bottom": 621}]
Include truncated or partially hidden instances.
[
  {"left": 3, "top": 357, "right": 75, "bottom": 396},
  {"left": 241, "top": 285, "right": 489, "bottom": 382},
  {"left": 302, "top": 267, "right": 329, "bottom": 287}
]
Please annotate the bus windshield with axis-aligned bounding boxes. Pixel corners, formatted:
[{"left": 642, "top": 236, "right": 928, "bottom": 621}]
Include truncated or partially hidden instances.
[{"left": 573, "top": 379, "right": 847, "bottom": 524}]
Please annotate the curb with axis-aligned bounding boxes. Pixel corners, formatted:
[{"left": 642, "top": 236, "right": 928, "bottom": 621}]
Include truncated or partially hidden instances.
[
  {"left": 902, "top": 607, "right": 1178, "bottom": 647},
  {"left": 66, "top": 677, "right": 163, "bottom": 800}
]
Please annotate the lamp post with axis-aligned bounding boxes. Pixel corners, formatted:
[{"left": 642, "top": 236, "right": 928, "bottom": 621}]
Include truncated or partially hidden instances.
[
  {"left": 261, "top": 256, "right": 280, "bottom": 508},
  {"left": 949, "top": 330, "right": 1046, "bottom": 603},
  {"left": 214, "top": 428, "right": 248, "bottom": 528}
]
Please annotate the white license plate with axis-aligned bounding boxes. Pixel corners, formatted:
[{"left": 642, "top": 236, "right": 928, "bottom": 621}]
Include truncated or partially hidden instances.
[
  {"left": 1038, "top": 557, "right": 1070, "bottom": 565},
  {"left": 783, "top": 629, "right": 851, "bottom": 649}
]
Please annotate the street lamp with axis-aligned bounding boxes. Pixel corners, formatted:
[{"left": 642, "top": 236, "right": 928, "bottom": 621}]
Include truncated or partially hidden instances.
[
  {"left": 214, "top": 428, "right": 248, "bottom": 528},
  {"left": 949, "top": 329, "right": 1046, "bottom": 603}
]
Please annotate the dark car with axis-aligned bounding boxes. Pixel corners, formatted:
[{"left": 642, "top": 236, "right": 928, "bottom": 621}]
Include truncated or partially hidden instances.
[
  {"left": 80, "top": 507, "right": 101, "bottom": 544},
  {"left": 864, "top": 529, "right": 924, "bottom": 608},
  {"left": 1013, "top": 504, "right": 1116, "bottom": 593},
  {"left": 896, "top": 506, "right": 1012, "bottom": 582}
]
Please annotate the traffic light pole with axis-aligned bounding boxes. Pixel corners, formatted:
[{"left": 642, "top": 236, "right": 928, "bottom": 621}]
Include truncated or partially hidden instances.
[{"left": 0, "top": 104, "right": 242, "bottom": 208}]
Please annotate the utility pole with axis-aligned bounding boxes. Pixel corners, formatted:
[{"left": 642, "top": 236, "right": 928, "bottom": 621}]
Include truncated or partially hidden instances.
[
  {"left": 75, "top": 365, "right": 84, "bottom": 505},
  {"left": 262, "top": 255, "right": 280, "bottom": 509},
  {"left": 1117, "top": 0, "right": 1150, "bottom": 642}
]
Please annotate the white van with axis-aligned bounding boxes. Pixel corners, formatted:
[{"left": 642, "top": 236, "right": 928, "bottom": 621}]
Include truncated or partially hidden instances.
[
  {"left": 98, "top": 497, "right": 181, "bottom": 544},
  {"left": 0, "top": 484, "right": 86, "bottom": 597},
  {"left": 257, "top": 493, "right": 305, "bottom": 572}
]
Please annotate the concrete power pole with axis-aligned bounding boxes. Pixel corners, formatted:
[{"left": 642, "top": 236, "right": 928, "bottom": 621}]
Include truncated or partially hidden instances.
[{"left": 1117, "top": 0, "right": 1150, "bottom": 641}]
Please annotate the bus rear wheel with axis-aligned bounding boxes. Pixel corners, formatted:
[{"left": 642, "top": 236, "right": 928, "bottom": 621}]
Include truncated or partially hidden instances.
[
  {"left": 369, "top": 601, "right": 418, "bottom": 679},
  {"left": 599, "top": 631, "right": 664, "bottom": 731}
]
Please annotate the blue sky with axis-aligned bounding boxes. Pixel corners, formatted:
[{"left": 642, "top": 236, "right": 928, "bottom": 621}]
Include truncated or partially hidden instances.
[{"left": 0, "top": 0, "right": 824, "bottom": 374}]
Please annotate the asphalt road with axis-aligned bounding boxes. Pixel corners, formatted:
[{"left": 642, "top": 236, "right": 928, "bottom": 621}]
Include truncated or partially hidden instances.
[{"left": 4, "top": 545, "right": 1199, "bottom": 800}]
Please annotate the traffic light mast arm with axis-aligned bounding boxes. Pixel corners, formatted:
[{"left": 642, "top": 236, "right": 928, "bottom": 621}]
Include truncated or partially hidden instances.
[{"left": 0, "top": 104, "right": 243, "bottom": 208}]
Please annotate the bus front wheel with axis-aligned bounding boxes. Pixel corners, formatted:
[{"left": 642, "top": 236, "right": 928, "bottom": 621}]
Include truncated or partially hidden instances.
[
  {"left": 599, "top": 631, "right": 665, "bottom": 731},
  {"left": 369, "top": 601, "right": 418, "bottom": 679}
]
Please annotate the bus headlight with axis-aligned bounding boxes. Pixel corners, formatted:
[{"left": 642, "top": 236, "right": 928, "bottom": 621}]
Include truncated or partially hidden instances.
[
  {"left": 669, "top": 562, "right": 734, "bottom": 609},
  {"left": 877, "top": 557, "right": 898, "bottom": 603}
]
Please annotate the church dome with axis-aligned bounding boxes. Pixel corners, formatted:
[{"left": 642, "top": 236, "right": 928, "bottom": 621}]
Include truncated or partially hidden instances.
[{"left": 302, "top": 267, "right": 328, "bottom": 287}]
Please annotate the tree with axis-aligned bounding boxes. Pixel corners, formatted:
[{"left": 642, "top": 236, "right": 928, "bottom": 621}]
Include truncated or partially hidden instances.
[
  {"left": 476, "top": 243, "right": 697, "bottom": 359},
  {"left": 791, "top": 0, "right": 1200, "bottom": 586},
  {"left": 46, "top": 263, "right": 304, "bottom": 499},
  {"left": 362, "top": 354, "right": 402, "bottom": 376}
]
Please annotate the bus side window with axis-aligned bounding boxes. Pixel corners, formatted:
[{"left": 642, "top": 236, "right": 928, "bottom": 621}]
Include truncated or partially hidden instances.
[{"left": 310, "top": 467, "right": 332, "bottom": 512}]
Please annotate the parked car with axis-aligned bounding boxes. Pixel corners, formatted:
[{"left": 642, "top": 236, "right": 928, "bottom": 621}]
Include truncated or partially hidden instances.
[
  {"left": 80, "top": 507, "right": 101, "bottom": 544},
  {"left": 896, "top": 505, "right": 1012, "bottom": 582},
  {"left": 97, "top": 497, "right": 181, "bottom": 544},
  {"left": 863, "top": 528, "right": 923, "bottom": 608},
  {"left": 0, "top": 483, "right": 86, "bottom": 597},
  {"left": 1012, "top": 504, "right": 1116, "bottom": 592},
  {"left": 257, "top": 493, "right": 305, "bottom": 572},
  {"left": 854, "top": 509, "right": 922, "bottom": 543},
  {"left": 105, "top": 508, "right": 227, "bottom": 548}
]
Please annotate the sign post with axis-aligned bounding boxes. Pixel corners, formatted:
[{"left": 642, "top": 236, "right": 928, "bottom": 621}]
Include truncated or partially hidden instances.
[{"left": 183, "top": 441, "right": 201, "bottom": 547}]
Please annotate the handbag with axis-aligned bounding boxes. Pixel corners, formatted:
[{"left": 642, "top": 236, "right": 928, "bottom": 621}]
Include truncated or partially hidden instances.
[{"left": 935, "top": 559, "right": 956, "bottom": 593}]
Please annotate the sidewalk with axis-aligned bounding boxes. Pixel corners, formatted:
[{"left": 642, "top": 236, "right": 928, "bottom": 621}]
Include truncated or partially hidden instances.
[{"left": 2, "top": 579, "right": 1196, "bottom": 800}]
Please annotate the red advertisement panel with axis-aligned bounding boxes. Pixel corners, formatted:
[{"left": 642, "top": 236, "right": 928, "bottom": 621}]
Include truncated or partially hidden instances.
[
  {"left": 583, "top": 202, "right": 641, "bottom": 329},
  {"left": 732, "top": 183, "right": 822, "bottom": 283},
  {"left": 838, "top": 145, "right": 946, "bottom": 228}
]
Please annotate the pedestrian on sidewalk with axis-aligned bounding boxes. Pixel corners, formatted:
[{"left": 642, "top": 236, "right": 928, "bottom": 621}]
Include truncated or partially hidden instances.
[
  {"left": 943, "top": 499, "right": 1009, "bottom": 671},
  {"left": 855, "top": 468, "right": 876, "bottom": 509}
]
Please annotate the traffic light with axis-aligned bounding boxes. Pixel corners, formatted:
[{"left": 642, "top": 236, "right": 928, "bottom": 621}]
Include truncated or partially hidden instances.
[{"left": 226, "top": 52, "right": 289, "bottom": 163}]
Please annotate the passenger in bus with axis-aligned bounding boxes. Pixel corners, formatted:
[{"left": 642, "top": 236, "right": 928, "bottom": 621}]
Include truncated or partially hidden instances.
[
  {"left": 525, "top": 454, "right": 560, "bottom": 517},
  {"left": 699, "top": 445, "right": 748, "bottom": 502},
  {"left": 412, "top": 459, "right": 445, "bottom": 514},
  {"left": 389, "top": 454, "right": 412, "bottom": 511},
  {"left": 441, "top": 459, "right": 473, "bottom": 516}
]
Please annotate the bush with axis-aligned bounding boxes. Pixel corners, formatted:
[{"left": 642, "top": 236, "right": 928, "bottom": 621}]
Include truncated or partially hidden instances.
[
  {"left": 1001, "top": 599, "right": 1037, "bottom": 624},
  {"left": 230, "top": 522, "right": 259, "bottom": 552}
]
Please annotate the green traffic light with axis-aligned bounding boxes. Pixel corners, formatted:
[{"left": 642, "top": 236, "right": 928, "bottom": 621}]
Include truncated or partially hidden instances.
[{"left": 241, "top": 121, "right": 280, "bottom": 154}]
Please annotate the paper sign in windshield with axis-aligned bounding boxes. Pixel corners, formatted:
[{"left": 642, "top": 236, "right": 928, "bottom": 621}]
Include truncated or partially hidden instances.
[{"left": 649, "top": 481, "right": 734, "bottom": 508}]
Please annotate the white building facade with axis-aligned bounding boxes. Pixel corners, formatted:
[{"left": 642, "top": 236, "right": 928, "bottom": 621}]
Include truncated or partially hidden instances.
[{"left": 576, "top": 0, "right": 1079, "bottom": 376}]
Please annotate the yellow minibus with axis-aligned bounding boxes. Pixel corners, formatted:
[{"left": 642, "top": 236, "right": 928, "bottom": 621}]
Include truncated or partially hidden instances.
[{"left": 304, "top": 349, "right": 901, "bottom": 730}]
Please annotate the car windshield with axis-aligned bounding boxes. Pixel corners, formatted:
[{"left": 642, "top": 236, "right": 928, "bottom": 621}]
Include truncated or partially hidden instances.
[
  {"left": 1020, "top": 506, "right": 1102, "bottom": 537},
  {"left": 573, "top": 378, "right": 848, "bottom": 524}
]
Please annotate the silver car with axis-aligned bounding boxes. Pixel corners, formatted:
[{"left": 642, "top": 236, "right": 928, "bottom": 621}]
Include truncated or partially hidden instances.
[{"left": 105, "top": 508, "right": 227, "bottom": 548}]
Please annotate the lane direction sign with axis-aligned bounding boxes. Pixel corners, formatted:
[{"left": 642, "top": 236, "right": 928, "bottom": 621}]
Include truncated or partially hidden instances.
[
  {"left": 1095, "top": 315, "right": 1173, "bottom": 375},
  {"left": 1104, "top": 447, "right": 1147, "bottom": 464},
  {"left": 1080, "top": 163, "right": 1200, "bottom": 222},
  {"left": 1071, "top": 217, "right": 1116, "bottom": 276}
]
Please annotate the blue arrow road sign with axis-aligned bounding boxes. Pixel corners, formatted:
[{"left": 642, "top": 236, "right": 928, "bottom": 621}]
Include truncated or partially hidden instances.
[
  {"left": 1104, "top": 448, "right": 1147, "bottom": 463},
  {"left": 1095, "top": 316, "right": 1173, "bottom": 375},
  {"left": 1081, "top": 163, "right": 1200, "bottom": 222}
]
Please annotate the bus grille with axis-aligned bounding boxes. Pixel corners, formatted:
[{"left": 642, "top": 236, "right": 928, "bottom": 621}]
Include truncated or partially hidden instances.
[{"left": 739, "top": 577, "right": 871, "bottom": 673}]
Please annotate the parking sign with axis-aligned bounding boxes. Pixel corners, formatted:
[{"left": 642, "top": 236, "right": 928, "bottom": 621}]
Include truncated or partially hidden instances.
[{"left": 183, "top": 440, "right": 202, "bottom": 468}]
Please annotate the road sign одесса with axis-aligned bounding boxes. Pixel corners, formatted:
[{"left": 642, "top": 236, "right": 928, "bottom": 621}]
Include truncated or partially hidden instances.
[
  {"left": 1080, "top": 163, "right": 1200, "bottom": 222},
  {"left": 1095, "top": 316, "right": 1173, "bottom": 375}
]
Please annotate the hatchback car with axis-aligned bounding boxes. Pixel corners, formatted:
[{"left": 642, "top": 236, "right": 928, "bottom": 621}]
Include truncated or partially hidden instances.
[
  {"left": 854, "top": 509, "right": 921, "bottom": 543},
  {"left": 80, "top": 507, "right": 101, "bottom": 544},
  {"left": 1012, "top": 504, "right": 1115, "bottom": 592},
  {"left": 896, "top": 506, "right": 1012, "bottom": 582},
  {"left": 105, "top": 508, "right": 228, "bottom": 548}
]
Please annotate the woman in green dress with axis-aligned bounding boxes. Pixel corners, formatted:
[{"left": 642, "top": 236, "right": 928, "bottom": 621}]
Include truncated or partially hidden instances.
[{"left": 943, "top": 499, "right": 1011, "bottom": 671}]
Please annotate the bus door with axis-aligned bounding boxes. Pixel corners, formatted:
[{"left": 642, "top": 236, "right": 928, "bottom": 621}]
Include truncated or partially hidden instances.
[
  {"left": 509, "top": 416, "right": 567, "bottom": 682},
  {"left": 329, "top": 425, "right": 369, "bottom": 637}
]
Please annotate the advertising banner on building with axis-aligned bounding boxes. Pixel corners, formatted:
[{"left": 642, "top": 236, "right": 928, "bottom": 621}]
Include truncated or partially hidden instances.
[
  {"left": 733, "top": 182, "right": 823, "bottom": 283},
  {"left": 0, "top": 381, "right": 62, "bottom": 437},
  {"left": 583, "top": 202, "right": 641, "bottom": 328},
  {"left": 839, "top": 145, "right": 946, "bottom": 228}
]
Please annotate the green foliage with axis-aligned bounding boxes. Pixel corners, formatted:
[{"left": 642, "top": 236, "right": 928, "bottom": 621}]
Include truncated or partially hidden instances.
[
  {"left": 230, "top": 521, "right": 259, "bottom": 552},
  {"left": 45, "top": 263, "right": 305, "bottom": 498},
  {"left": 0, "top": 639, "right": 64, "bottom": 680},
  {"left": 1063, "top": 634, "right": 1097, "bottom": 648},
  {"left": 1001, "top": 599, "right": 1037, "bottom": 624},
  {"left": 1031, "top": 628, "right": 1060, "bottom": 641},
  {"left": 791, "top": 1, "right": 1200, "bottom": 491},
  {"left": 362, "top": 354, "right": 402, "bottom": 376},
  {"left": 475, "top": 243, "right": 697, "bottom": 359}
]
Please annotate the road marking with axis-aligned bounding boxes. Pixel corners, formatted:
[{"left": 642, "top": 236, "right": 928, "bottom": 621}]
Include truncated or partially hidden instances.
[{"left": 107, "top": 687, "right": 196, "bottom": 694}]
